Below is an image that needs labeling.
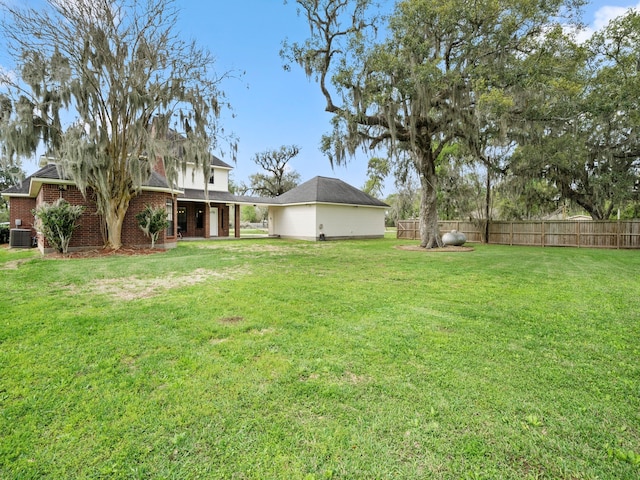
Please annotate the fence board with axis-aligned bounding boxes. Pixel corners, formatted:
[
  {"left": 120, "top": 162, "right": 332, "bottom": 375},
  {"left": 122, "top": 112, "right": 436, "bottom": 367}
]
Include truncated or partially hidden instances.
[{"left": 397, "top": 219, "right": 640, "bottom": 249}]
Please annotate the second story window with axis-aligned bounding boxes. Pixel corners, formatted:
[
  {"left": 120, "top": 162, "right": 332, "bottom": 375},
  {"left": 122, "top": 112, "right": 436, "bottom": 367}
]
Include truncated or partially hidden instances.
[{"left": 209, "top": 171, "right": 215, "bottom": 184}]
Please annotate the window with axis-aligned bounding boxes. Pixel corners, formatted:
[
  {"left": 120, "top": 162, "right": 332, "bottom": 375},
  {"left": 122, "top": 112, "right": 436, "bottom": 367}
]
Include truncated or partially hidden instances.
[
  {"left": 209, "top": 171, "right": 215, "bottom": 184},
  {"left": 196, "top": 208, "right": 204, "bottom": 229},
  {"left": 178, "top": 206, "right": 187, "bottom": 235},
  {"left": 166, "top": 199, "right": 174, "bottom": 236}
]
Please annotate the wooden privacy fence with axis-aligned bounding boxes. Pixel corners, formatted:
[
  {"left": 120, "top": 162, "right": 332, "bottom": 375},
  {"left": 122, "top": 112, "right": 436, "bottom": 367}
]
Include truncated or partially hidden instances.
[{"left": 397, "top": 219, "right": 640, "bottom": 249}]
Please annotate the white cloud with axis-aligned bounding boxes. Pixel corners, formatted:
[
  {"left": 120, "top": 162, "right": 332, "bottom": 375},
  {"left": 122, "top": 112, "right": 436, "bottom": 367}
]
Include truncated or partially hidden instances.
[
  {"left": 587, "top": 3, "right": 640, "bottom": 39},
  {"left": 593, "top": 4, "right": 639, "bottom": 31},
  {"left": 567, "top": 3, "right": 640, "bottom": 43}
]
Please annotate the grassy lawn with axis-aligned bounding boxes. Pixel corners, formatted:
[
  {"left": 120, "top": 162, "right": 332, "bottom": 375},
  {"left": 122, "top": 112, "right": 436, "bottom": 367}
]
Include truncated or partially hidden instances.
[{"left": 1, "top": 238, "right": 639, "bottom": 479}]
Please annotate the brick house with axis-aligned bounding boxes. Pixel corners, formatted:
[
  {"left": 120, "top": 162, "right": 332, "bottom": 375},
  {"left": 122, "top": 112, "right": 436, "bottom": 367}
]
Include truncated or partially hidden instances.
[
  {"left": 2, "top": 157, "right": 388, "bottom": 252},
  {"left": 1, "top": 156, "right": 262, "bottom": 253},
  {"left": 1, "top": 162, "right": 179, "bottom": 252}
]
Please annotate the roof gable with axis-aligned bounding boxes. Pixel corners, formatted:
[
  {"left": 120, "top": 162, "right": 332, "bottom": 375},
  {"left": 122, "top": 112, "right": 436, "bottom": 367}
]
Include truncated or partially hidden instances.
[
  {"left": 210, "top": 154, "right": 233, "bottom": 170},
  {"left": 1, "top": 163, "right": 64, "bottom": 197},
  {"left": 276, "top": 176, "right": 388, "bottom": 207}
]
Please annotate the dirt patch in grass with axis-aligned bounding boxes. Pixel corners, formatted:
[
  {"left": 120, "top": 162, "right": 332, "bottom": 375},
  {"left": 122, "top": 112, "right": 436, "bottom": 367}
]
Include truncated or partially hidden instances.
[
  {"left": 1, "top": 258, "right": 30, "bottom": 270},
  {"left": 62, "top": 267, "right": 247, "bottom": 300},
  {"left": 395, "top": 245, "right": 475, "bottom": 252},
  {"left": 250, "top": 328, "right": 275, "bottom": 336},
  {"left": 342, "top": 371, "right": 372, "bottom": 385},
  {"left": 219, "top": 316, "right": 244, "bottom": 324}
]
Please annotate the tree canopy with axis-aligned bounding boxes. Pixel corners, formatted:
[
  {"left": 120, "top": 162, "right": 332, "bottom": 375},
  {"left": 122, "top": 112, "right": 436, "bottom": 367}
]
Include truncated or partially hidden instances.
[
  {"left": 362, "top": 157, "right": 390, "bottom": 199},
  {"left": 248, "top": 145, "right": 301, "bottom": 197},
  {"left": 284, "top": 0, "right": 585, "bottom": 247},
  {"left": 0, "top": 0, "right": 231, "bottom": 248},
  {"left": 509, "top": 12, "right": 640, "bottom": 220},
  {"left": 0, "top": 163, "right": 24, "bottom": 213}
]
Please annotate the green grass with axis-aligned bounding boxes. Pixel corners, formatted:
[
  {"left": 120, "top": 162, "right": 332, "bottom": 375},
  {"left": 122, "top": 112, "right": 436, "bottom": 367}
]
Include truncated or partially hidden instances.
[{"left": 1, "top": 239, "right": 639, "bottom": 479}]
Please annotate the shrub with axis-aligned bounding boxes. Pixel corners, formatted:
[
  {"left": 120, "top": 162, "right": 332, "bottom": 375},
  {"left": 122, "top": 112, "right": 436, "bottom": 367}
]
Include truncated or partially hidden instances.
[
  {"left": 135, "top": 204, "right": 169, "bottom": 249},
  {"left": 32, "top": 199, "right": 85, "bottom": 254},
  {"left": 241, "top": 205, "right": 259, "bottom": 223},
  {"left": 0, "top": 223, "right": 9, "bottom": 244}
]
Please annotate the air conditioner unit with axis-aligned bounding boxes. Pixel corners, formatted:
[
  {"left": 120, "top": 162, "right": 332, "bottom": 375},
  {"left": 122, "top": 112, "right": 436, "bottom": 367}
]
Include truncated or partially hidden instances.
[{"left": 9, "top": 229, "right": 32, "bottom": 248}]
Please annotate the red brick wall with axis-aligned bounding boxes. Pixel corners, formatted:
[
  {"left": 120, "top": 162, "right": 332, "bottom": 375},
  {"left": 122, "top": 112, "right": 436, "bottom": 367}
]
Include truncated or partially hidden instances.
[
  {"left": 9, "top": 197, "right": 36, "bottom": 232},
  {"left": 124, "top": 191, "right": 175, "bottom": 248},
  {"left": 217, "top": 204, "right": 230, "bottom": 237},
  {"left": 38, "top": 185, "right": 103, "bottom": 250},
  {"left": 14, "top": 184, "right": 176, "bottom": 251}
]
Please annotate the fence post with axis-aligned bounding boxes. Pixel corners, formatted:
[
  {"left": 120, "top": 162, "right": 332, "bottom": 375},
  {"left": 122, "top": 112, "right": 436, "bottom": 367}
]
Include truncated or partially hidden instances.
[
  {"left": 617, "top": 220, "right": 621, "bottom": 249},
  {"left": 542, "top": 221, "right": 545, "bottom": 247},
  {"left": 510, "top": 222, "right": 513, "bottom": 246}
]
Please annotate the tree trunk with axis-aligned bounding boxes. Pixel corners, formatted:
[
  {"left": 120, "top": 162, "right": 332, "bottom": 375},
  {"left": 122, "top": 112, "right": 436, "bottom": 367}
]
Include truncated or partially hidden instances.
[
  {"left": 483, "top": 166, "right": 491, "bottom": 243},
  {"left": 103, "top": 195, "right": 131, "bottom": 250},
  {"left": 417, "top": 151, "right": 443, "bottom": 249}
]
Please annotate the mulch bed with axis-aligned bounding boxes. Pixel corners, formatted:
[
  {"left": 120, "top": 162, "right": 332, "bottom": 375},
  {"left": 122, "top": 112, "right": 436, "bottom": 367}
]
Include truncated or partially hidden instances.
[{"left": 395, "top": 245, "right": 474, "bottom": 252}]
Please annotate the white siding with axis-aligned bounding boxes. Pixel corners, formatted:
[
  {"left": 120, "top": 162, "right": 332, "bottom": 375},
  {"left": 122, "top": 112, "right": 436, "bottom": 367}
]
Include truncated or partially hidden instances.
[
  {"left": 209, "top": 168, "right": 230, "bottom": 192},
  {"left": 269, "top": 204, "right": 317, "bottom": 240},
  {"left": 317, "top": 204, "right": 385, "bottom": 238},
  {"left": 269, "top": 203, "right": 385, "bottom": 240},
  {"left": 176, "top": 164, "right": 230, "bottom": 192}
]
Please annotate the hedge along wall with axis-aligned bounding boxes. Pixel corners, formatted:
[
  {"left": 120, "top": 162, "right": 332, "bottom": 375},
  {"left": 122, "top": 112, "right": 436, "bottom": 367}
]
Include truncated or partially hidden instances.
[{"left": 35, "top": 184, "right": 175, "bottom": 252}]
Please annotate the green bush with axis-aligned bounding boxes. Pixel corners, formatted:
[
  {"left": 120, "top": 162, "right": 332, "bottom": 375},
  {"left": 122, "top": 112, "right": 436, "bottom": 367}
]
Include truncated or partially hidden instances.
[
  {"left": 240, "top": 205, "right": 259, "bottom": 223},
  {"left": 0, "top": 223, "right": 9, "bottom": 244},
  {"left": 32, "top": 199, "right": 85, "bottom": 254},
  {"left": 135, "top": 204, "right": 169, "bottom": 248}
]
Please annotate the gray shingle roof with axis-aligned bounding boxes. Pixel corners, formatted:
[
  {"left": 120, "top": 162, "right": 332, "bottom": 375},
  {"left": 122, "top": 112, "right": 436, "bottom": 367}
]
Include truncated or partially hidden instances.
[
  {"left": 210, "top": 154, "right": 233, "bottom": 169},
  {"left": 179, "top": 188, "right": 270, "bottom": 205},
  {"left": 1, "top": 181, "right": 30, "bottom": 195},
  {"left": 179, "top": 177, "right": 389, "bottom": 207},
  {"left": 146, "top": 170, "right": 172, "bottom": 189},
  {"left": 1, "top": 164, "right": 64, "bottom": 196},
  {"left": 31, "top": 162, "right": 62, "bottom": 180},
  {"left": 1, "top": 163, "right": 175, "bottom": 197},
  {"left": 275, "top": 176, "right": 389, "bottom": 207}
]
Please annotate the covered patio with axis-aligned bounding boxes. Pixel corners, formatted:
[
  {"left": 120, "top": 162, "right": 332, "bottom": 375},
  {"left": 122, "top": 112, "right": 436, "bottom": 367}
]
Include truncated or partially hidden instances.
[{"left": 177, "top": 189, "right": 273, "bottom": 239}]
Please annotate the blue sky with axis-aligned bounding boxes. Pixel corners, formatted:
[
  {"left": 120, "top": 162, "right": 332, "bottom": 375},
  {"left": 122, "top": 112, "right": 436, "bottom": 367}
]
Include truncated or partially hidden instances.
[
  {"left": 179, "top": 0, "right": 640, "bottom": 195},
  {"left": 7, "top": 1, "right": 640, "bottom": 196}
]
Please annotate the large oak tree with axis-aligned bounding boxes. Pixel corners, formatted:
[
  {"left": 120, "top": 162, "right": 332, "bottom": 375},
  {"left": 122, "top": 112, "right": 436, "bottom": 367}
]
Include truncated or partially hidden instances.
[
  {"left": 284, "top": 0, "right": 583, "bottom": 247},
  {"left": 0, "top": 0, "right": 230, "bottom": 249},
  {"left": 248, "top": 145, "right": 301, "bottom": 197}
]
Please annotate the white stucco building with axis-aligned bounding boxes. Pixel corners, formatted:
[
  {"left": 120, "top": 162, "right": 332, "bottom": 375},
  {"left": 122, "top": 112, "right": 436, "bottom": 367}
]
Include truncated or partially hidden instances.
[{"left": 267, "top": 176, "right": 388, "bottom": 241}]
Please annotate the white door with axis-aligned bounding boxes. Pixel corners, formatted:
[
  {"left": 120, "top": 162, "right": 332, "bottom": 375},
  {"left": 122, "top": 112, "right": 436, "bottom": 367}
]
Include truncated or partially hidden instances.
[{"left": 210, "top": 208, "right": 218, "bottom": 237}]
